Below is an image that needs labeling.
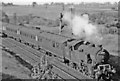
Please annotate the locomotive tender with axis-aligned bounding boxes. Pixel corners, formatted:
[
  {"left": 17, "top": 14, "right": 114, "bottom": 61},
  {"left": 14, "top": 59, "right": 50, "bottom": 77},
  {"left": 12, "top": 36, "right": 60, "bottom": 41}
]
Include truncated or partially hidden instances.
[{"left": 2, "top": 22, "right": 115, "bottom": 80}]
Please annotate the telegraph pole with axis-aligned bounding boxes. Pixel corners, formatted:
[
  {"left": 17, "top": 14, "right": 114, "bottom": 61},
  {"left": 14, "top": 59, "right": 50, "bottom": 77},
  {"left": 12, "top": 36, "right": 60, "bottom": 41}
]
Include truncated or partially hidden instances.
[
  {"left": 118, "top": 1, "right": 120, "bottom": 23},
  {"left": 13, "top": 13, "right": 17, "bottom": 25}
]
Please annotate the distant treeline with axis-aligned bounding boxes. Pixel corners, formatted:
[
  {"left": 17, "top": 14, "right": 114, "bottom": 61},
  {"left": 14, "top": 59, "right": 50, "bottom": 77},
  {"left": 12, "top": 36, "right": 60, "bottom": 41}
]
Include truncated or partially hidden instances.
[
  {"left": 2, "top": 2, "right": 17, "bottom": 6},
  {"left": 101, "top": 27, "right": 120, "bottom": 35},
  {"left": 1, "top": 11, "right": 120, "bottom": 35}
]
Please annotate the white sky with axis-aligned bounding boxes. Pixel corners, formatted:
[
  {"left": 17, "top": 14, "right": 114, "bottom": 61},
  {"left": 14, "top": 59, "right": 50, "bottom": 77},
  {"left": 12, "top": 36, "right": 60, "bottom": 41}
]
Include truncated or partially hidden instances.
[{"left": 1, "top": 0, "right": 119, "bottom": 5}]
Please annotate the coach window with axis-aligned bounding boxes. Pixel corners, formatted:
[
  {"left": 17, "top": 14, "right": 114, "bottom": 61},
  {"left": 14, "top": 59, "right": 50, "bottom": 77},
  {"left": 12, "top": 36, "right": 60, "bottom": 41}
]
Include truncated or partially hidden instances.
[
  {"left": 13, "top": 30, "right": 16, "bottom": 33},
  {"left": 9, "top": 28, "right": 12, "bottom": 32},
  {"left": 38, "top": 37, "right": 42, "bottom": 42},
  {"left": 33, "top": 36, "right": 35, "bottom": 39},
  {"left": 21, "top": 32, "right": 23, "bottom": 36},
  {"left": 9, "top": 28, "right": 11, "bottom": 32},
  {"left": 11, "top": 29, "right": 13, "bottom": 32},
  {"left": 6, "top": 27, "right": 9, "bottom": 31},
  {"left": 12, "top": 29, "right": 14, "bottom": 33},
  {"left": 5, "top": 27, "right": 7, "bottom": 30},
  {"left": 6, "top": 27, "right": 8, "bottom": 30},
  {"left": 24, "top": 33, "right": 26, "bottom": 36},
  {"left": 64, "top": 42, "right": 67, "bottom": 46},
  {"left": 32, "top": 35, "right": 34, "bottom": 39},
  {"left": 31, "top": 35, "right": 33, "bottom": 39},
  {"left": 27, "top": 33, "right": 29, "bottom": 37},
  {"left": 56, "top": 42, "right": 59, "bottom": 48},
  {"left": 14, "top": 29, "right": 16, "bottom": 33},
  {"left": 20, "top": 31, "right": 22, "bottom": 35},
  {"left": 14, "top": 30, "right": 17, "bottom": 33},
  {"left": 22, "top": 32, "right": 24, "bottom": 36},
  {"left": 23, "top": 32, "right": 25, "bottom": 36},
  {"left": 70, "top": 46, "right": 73, "bottom": 51},
  {"left": 10, "top": 29, "right": 12, "bottom": 32},
  {"left": 34, "top": 36, "right": 36, "bottom": 39},
  {"left": 28, "top": 34, "right": 30, "bottom": 38},
  {"left": 25, "top": 32, "right": 28, "bottom": 37},
  {"left": 40, "top": 37, "right": 42, "bottom": 42},
  {"left": 53, "top": 41, "right": 55, "bottom": 47},
  {"left": 25, "top": 33, "right": 26, "bottom": 37},
  {"left": 20, "top": 31, "right": 21, "bottom": 35},
  {"left": 10, "top": 28, "right": 12, "bottom": 32},
  {"left": 8, "top": 28, "right": 11, "bottom": 31}
]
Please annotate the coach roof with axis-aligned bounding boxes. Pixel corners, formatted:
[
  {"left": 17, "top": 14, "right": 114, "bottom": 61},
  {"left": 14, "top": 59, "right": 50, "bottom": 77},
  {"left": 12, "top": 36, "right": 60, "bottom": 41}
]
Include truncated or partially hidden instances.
[
  {"left": 6, "top": 23, "right": 22, "bottom": 29},
  {"left": 20, "top": 26, "right": 42, "bottom": 35},
  {"left": 39, "top": 31, "right": 71, "bottom": 43}
]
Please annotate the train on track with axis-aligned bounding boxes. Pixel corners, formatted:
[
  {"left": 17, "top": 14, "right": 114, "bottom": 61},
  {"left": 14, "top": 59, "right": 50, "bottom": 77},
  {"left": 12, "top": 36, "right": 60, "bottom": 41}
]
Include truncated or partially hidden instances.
[{"left": 2, "top": 22, "right": 116, "bottom": 80}]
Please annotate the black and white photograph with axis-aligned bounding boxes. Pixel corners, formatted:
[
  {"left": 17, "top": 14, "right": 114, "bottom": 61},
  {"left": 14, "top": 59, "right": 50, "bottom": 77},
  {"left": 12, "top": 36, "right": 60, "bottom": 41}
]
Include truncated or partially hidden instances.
[{"left": 0, "top": 0, "right": 120, "bottom": 81}]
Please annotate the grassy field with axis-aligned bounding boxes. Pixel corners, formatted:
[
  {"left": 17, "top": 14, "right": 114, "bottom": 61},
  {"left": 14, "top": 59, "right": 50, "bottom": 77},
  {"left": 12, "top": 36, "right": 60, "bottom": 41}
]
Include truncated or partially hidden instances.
[
  {"left": 2, "top": 50, "right": 31, "bottom": 79},
  {"left": 1, "top": 5, "right": 118, "bottom": 19}
]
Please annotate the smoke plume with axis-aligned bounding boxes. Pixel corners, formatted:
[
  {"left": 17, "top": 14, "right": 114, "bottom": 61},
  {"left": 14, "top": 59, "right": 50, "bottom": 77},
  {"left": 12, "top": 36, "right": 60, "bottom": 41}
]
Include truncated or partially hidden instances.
[{"left": 63, "top": 12, "right": 103, "bottom": 44}]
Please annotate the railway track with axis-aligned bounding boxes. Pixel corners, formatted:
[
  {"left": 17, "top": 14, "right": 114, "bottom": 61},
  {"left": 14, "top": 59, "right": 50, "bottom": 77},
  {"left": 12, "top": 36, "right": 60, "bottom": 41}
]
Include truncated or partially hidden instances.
[
  {"left": 2, "top": 41, "right": 65, "bottom": 80},
  {"left": 2, "top": 38, "right": 90, "bottom": 80}
]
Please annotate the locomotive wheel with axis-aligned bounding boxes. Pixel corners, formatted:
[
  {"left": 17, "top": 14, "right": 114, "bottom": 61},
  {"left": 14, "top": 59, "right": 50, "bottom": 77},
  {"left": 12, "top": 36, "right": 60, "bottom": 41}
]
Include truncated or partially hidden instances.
[
  {"left": 34, "top": 46, "right": 39, "bottom": 50},
  {"left": 18, "top": 39, "right": 21, "bottom": 42},
  {"left": 2, "top": 33, "right": 7, "bottom": 38},
  {"left": 64, "top": 58, "right": 69, "bottom": 66},
  {"left": 69, "top": 62, "right": 74, "bottom": 68},
  {"left": 31, "top": 45, "right": 35, "bottom": 48}
]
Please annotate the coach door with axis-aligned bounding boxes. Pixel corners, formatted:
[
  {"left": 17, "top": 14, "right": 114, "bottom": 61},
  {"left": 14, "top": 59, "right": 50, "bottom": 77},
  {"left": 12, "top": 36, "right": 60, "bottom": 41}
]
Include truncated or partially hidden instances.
[
  {"left": 17, "top": 29, "right": 20, "bottom": 35},
  {"left": 65, "top": 45, "right": 72, "bottom": 60},
  {"left": 69, "top": 46, "right": 72, "bottom": 60}
]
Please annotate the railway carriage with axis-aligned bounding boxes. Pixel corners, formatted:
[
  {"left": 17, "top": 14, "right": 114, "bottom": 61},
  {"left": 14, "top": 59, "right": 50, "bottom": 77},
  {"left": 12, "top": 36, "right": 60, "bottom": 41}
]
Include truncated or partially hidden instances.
[
  {"left": 38, "top": 31, "right": 71, "bottom": 58},
  {"left": 1, "top": 22, "right": 7, "bottom": 37},
  {"left": 19, "top": 27, "right": 42, "bottom": 49},
  {"left": 3, "top": 23, "right": 21, "bottom": 40}
]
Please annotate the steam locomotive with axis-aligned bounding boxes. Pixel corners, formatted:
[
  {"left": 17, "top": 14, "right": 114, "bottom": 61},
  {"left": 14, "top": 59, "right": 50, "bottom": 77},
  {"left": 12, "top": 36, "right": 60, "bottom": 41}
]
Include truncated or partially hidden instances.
[{"left": 2, "top": 22, "right": 116, "bottom": 80}]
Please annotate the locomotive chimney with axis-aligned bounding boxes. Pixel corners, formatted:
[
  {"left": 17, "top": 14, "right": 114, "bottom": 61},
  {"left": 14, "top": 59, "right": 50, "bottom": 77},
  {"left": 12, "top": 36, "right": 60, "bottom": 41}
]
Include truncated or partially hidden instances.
[{"left": 13, "top": 13, "right": 17, "bottom": 25}]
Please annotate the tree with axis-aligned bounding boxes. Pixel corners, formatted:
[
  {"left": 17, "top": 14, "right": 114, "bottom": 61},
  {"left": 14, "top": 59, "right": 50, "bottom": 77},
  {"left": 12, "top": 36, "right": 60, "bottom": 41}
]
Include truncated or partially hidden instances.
[
  {"left": 32, "top": 2, "right": 37, "bottom": 7},
  {"left": 44, "top": 3, "right": 49, "bottom": 9},
  {"left": 2, "top": 12, "right": 9, "bottom": 23},
  {"left": 50, "top": 2, "right": 54, "bottom": 5}
]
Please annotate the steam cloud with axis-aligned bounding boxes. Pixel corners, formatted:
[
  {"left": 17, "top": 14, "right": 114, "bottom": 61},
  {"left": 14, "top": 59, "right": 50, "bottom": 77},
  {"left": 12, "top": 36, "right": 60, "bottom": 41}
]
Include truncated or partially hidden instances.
[{"left": 63, "top": 12, "right": 103, "bottom": 44}]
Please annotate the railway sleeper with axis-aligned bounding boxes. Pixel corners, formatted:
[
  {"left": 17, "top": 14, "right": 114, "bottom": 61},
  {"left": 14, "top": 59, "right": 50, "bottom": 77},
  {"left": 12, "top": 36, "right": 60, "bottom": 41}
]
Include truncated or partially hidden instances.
[
  {"left": 20, "top": 39, "right": 26, "bottom": 44},
  {"left": 39, "top": 48, "right": 46, "bottom": 54},
  {"left": 8, "top": 36, "right": 14, "bottom": 39},
  {"left": 62, "top": 57, "right": 91, "bottom": 78},
  {"left": 63, "top": 58, "right": 70, "bottom": 66},
  {"left": 5, "top": 36, "right": 91, "bottom": 78},
  {"left": 22, "top": 41, "right": 35, "bottom": 49},
  {"left": 69, "top": 62, "right": 79, "bottom": 70},
  {"left": 17, "top": 38, "right": 21, "bottom": 42},
  {"left": 46, "top": 51, "right": 52, "bottom": 57},
  {"left": 2, "top": 33, "right": 7, "bottom": 38}
]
